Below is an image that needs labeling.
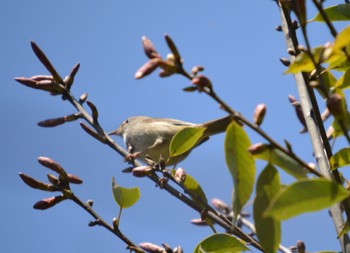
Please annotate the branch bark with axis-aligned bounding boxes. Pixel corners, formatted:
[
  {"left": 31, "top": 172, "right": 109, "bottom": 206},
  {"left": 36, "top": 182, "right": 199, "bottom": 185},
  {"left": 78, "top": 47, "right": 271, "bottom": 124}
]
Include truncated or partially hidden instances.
[{"left": 278, "top": 4, "right": 350, "bottom": 253}]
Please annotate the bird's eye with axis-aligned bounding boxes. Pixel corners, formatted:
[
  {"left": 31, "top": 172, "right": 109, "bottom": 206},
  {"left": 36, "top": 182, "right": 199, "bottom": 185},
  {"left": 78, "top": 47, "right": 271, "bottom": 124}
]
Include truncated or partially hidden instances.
[{"left": 125, "top": 119, "right": 129, "bottom": 124}]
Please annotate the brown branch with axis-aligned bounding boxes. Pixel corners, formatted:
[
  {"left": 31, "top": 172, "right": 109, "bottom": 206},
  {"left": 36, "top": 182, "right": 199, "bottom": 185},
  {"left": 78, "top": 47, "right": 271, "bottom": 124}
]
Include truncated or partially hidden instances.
[{"left": 278, "top": 3, "right": 350, "bottom": 252}]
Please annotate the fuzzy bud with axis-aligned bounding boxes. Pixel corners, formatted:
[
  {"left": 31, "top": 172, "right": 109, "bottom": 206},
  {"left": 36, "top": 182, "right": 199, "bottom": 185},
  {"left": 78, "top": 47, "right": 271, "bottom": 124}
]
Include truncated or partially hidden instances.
[
  {"left": 135, "top": 58, "right": 160, "bottom": 79},
  {"left": 132, "top": 166, "right": 153, "bottom": 177},
  {"left": 327, "top": 93, "right": 344, "bottom": 120},
  {"left": 174, "top": 168, "right": 186, "bottom": 184},
  {"left": 67, "top": 173, "right": 83, "bottom": 184},
  {"left": 288, "top": 95, "right": 306, "bottom": 131},
  {"left": 191, "top": 65, "right": 205, "bottom": 76},
  {"left": 297, "top": 240, "right": 306, "bottom": 253},
  {"left": 279, "top": 57, "right": 290, "bottom": 67},
  {"left": 211, "top": 198, "right": 230, "bottom": 214},
  {"left": 33, "top": 195, "right": 65, "bottom": 210},
  {"left": 19, "top": 173, "right": 57, "bottom": 192},
  {"left": 253, "top": 103, "right": 267, "bottom": 126},
  {"left": 191, "top": 75, "right": 212, "bottom": 92},
  {"left": 139, "top": 242, "right": 165, "bottom": 253},
  {"left": 247, "top": 143, "right": 268, "bottom": 155},
  {"left": 142, "top": 36, "right": 161, "bottom": 59}
]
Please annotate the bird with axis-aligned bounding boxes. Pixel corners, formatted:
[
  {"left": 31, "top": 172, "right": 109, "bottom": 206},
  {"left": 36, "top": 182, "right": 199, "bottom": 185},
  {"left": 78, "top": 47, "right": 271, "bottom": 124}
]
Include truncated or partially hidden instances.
[{"left": 109, "top": 115, "right": 233, "bottom": 165}]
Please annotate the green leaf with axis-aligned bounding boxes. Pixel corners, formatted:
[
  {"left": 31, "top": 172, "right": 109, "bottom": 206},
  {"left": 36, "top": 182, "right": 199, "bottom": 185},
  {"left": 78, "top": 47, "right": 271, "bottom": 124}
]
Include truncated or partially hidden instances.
[
  {"left": 330, "top": 147, "right": 350, "bottom": 170},
  {"left": 319, "top": 70, "right": 337, "bottom": 97},
  {"left": 171, "top": 170, "right": 208, "bottom": 206},
  {"left": 194, "top": 233, "right": 249, "bottom": 253},
  {"left": 169, "top": 126, "right": 205, "bottom": 157},
  {"left": 225, "top": 121, "right": 255, "bottom": 221},
  {"left": 112, "top": 177, "right": 140, "bottom": 209},
  {"left": 333, "top": 25, "right": 350, "bottom": 51},
  {"left": 285, "top": 46, "right": 323, "bottom": 74},
  {"left": 335, "top": 69, "right": 350, "bottom": 89},
  {"left": 253, "top": 164, "right": 281, "bottom": 253},
  {"left": 312, "top": 4, "right": 350, "bottom": 22},
  {"left": 264, "top": 178, "right": 350, "bottom": 220},
  {"left": 252, "top": 144, "right": 307, "bottom": 179},
  {"left": 330, "top": 115, "right": 350, "bottom": 139}
]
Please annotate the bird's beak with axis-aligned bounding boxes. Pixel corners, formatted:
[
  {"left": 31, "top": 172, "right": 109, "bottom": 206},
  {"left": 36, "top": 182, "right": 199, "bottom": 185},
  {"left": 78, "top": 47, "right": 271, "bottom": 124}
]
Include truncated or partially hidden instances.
[{"left": 108, "top": 128, "right": 121, "bottom": 136}]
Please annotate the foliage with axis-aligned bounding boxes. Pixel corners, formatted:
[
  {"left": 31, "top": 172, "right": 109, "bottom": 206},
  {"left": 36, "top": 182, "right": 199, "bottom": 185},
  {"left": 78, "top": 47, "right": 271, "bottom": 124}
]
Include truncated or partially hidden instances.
[{"left": 16, "top": 1, "right": 350, "bottom": 253}]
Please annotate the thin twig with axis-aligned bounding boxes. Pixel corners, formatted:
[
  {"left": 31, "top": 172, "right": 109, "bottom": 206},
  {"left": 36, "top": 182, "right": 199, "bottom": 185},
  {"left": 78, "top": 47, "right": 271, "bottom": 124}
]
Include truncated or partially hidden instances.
[
  {"left": 178, "top": 67, "right": 323, "bottom": 177},
  {"left": 60, "top": 88, "right": 265, "bottom": 252},
  {"left": 69, "top": 192, "right": 144, "bottom": 253}
]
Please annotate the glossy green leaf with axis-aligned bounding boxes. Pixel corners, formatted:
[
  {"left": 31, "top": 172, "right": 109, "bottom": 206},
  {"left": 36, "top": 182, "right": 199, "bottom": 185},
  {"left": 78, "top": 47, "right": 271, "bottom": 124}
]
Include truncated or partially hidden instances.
[
  {"left": 312, "top": 4, "right": 350, "bottom": 22},
  {"left": 285, "top": 46, "right": 323, "bottom": 74},
  {"left": 330, "top": 147, "right": 350, "bottom": 170},
  {"left": 194, "top": 233, "right": 249, "bottom": 253},
  {"left": 171, "top": 170, "right": 208, "bottom": 206},
  {"left": 225, "top": 121, "right": 255, "bottom": 221},
  {"left": 333, "top": 25, "right": 350, "bottom": 51},
  {"left": 169, "top": 126, "right": 205, "bottom": 157},
  {"left": 264, "top": 178, "right": 350, "bottom": 220},
  {"left": 112, "top": 177, "right": 140, "bottom": 209},
  {"left": 252, "top": 144, "right": 307, "bottom": 179},
  {"left": 253, "top": 164, "right": 281, "bottom": 253}
]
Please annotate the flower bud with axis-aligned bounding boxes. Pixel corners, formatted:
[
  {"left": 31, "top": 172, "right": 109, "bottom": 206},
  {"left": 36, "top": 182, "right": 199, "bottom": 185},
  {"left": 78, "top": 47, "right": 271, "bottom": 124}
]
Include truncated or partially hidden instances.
[
  {"left": 33, "top": 195, "right": 65, "bottom": 210},
  {"left": 327, "top": 93, "right": 344, "bottom": 120},
  {"left": 79, "top": 93, "right": 88, "bottom": 103},
  {"left": 135, "top": 58, "right": 160, "bottom": 79},
  {"left": 288, "top": 95, "right": 306, "bottom": 131},
  {"left": 158, "top": 69, "right": 173, "bottom": 78},
  {"left": 253, "top": 103, "right": 267, "bottom": 126},
  {"left": 297, "top": 240, "right": 306, "bottom": 253},
  {"left": 64, "top": 63, "right": 80, "bottom": 90},
  {"left": 191, "top": 75, "right": 212, "bottom": 92},
  {"left": 142, "top": 36, "right": 161, "bottom": 59},
  {"left": 165, "top": 34, "right": 181, "bottom": 64},
  {"left": 19, "top": 173, "right": 57, "bottom": 192},
  {"left": 86, "top": 199, "right": 94, "bottom": 207},
  {"left": 211, "top": 198, "right": 230, "bottom": 214},
  {"left": 38, "top": 157, "right": 66, "bottom": 176},
  {"left": 37, "top": 117, "right": 66, "bottom": 127},
  {"left": 67, "top": 173, "right": 83, "bottom": 184},
  {"left": 190, "top": 218, "right": 207, "bottom": 226},
  {"left": 157, "top": 59, "right": 179, "bottom": 74},
  {"left": 161, "top": 243, "right": 172, "bottom": 253},
  {"left": 86, "top": 100, "right": 99, "bottom": 122},
  {"left": 174, "top": 168, "right": 186, "bottom": 184},
  {"left": 173, "top": 246, "right": 183, "bottom": 253},
  {"left": 247, "top": 143, "right": 268, "bottom": 155},
  {"left": 139, "top": 242, "right": 165, "bottom": 253},
  {"left": 132, "top": 166, "right": 153, "bottom": 177},
  {"left": 191, "top": 65, "right": 205, "bottom": 76},
  {"left": 31, "top": 75, "right": 53, "bottom": 81},
  {"left": 275, "top": 25, "right": 282, "bottom": 32},
  {"left": 279, "top": 57, "right": 290, "bottom": 67},
  {"left": 30, "top": 41, "right": 64, "bottom": 84},
  {"left": 47, "top": 173, "right": 59, "bottom": 185}
]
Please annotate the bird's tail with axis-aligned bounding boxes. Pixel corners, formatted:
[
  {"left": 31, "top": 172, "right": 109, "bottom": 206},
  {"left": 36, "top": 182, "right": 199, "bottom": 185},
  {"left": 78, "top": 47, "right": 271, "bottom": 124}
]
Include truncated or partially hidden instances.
[{"left": 202, "top": 115, "right": 233, "bottom": 137}]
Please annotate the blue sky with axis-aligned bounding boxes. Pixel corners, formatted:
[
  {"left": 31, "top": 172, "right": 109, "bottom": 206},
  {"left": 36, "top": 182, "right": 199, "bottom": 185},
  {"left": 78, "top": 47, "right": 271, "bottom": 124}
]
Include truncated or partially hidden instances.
[{"left": 2, "top": 1, "right": 349, "bottom": 252}]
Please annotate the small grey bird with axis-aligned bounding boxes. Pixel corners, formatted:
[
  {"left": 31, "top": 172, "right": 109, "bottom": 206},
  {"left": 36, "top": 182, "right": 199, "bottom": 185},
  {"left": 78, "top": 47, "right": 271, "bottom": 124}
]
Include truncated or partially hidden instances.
[{"left": 109, "top": 115, "right": 232, "bottom": 165}]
